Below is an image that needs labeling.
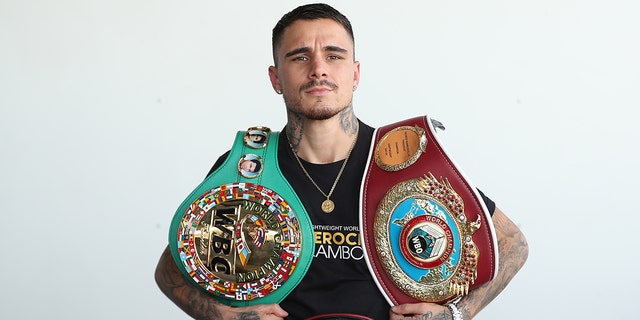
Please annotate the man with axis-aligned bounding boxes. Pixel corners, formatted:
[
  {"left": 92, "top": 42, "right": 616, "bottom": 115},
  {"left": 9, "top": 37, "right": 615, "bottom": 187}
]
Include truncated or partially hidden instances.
[
  {"left": 238, "top": 157, "right": 262, "bottom": 174},
  {"left": 245, "top": 131, "right": 268, "bottom": 148},
  {"left": 155, "top": 3, "right": 528, "bottom": 319}
]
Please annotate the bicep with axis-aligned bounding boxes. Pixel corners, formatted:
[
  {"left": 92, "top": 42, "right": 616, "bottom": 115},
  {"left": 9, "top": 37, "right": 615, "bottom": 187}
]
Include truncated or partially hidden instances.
[
  {"left": 155, "top": 246, "right": 186, "bottom": 293},
  {"left": 155, "top": 246, "right": 226, "bottom": 319},
  {"left": 492, "top": 208, "right": 529, "bottom": 274}
]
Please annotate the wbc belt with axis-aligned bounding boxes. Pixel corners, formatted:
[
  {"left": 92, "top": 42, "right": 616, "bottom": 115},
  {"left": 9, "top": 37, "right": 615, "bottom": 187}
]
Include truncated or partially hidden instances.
[
  {"left": 168, "top": 127, "right": 314, "bottom": 307},
  {"left": 360, "top": 115, "right": 499, "bottom": 305}
]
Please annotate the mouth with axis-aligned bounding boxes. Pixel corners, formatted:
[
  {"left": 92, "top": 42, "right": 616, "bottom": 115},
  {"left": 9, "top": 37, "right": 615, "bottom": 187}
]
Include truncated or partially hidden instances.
[
  {"left": 305, "top": 86, "right": 333, "bottom": 95},
  {"left": 301, "top": 80, "right": 338, "bottom": 96}
]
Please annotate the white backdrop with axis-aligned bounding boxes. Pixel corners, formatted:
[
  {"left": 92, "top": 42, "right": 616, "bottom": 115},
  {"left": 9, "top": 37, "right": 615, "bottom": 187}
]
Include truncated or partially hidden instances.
[{"left": 1, "top": 0, "right": 638, "bottom": 319}]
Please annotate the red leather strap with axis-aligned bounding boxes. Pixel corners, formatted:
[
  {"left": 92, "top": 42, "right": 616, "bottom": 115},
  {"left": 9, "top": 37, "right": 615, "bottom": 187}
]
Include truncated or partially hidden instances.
[{"left": 360, "top": 115, "right": 498, "bottom": 305}]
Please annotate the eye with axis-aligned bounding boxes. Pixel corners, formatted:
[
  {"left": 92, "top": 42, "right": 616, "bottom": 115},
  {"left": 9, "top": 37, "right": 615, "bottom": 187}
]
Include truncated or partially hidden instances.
[
  {"left": 328, "top": 55, "right": 342, "bottom": 60},
  {"left": 293, "top": 56, "right": 308, "bottom": 62}
]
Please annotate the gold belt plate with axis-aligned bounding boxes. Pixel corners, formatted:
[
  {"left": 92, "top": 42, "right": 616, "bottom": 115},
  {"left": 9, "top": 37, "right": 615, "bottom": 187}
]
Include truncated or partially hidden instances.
[
  {"left": 374, "top": 174, "right": 481, "bottom": 302},
  {"left": 175, "top": 182, "right": 302, "bottom": 301}
]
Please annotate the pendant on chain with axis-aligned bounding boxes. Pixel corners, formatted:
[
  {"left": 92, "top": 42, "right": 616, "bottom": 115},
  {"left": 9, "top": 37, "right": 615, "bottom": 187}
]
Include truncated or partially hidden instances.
[
  {"left": 288, "top": 124, "right": 359, "bottom": 215},
  {"left": 321, "top": 199, "right": 335, "bottom": 213}
]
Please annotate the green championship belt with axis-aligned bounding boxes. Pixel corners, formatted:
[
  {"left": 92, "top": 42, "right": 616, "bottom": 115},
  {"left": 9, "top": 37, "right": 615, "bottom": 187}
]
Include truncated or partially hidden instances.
[{"left": 168, "top": 127, "right": 314, "bottom": 306}]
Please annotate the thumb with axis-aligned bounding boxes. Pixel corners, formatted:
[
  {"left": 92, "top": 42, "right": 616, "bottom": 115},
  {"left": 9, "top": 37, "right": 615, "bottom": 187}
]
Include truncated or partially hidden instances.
[
  {"left": 391, "top": 303, "right": 428, "bottom": 315},
  {"left": 260, "top": 304, "right": 288, "bottom": 318},
  {"left": 271, "top": 304, "right": 288, "bottom": 318}
]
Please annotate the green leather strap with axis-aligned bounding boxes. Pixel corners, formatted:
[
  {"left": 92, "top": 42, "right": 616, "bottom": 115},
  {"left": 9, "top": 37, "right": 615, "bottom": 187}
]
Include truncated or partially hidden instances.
[{"left": 168, "top": 129, "right": 314, "bottom": 306}]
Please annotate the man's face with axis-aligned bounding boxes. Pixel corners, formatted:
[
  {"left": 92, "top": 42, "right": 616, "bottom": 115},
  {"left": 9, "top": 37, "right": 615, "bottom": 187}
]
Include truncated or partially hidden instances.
[
  {"left": 240, "top": 160, "right": 257, "bottom": 172},
  {"left": 269, "top": 19, "right": 360, "bottom": 120}
]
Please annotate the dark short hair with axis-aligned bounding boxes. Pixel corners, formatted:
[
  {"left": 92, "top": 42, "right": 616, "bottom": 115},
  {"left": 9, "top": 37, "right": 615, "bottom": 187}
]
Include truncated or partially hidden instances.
[
  {"left": 272, "top": 3, "right": 354, "bottom": 65},
  {"left": 249, "top": 159, "right": 262, "bottom": 173},
  {"left": 249, "top": 133, "right": 267, "bottom": 144}
]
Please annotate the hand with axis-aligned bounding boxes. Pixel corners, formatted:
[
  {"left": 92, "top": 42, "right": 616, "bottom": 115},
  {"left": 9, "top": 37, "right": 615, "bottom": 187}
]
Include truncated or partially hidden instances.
[
  {"left": 155, "top": 246, "right": 288, "bottom": 320},
  {"left": 218, "top": 303, "right": 288, "bottom": 320},
  {"left": 389, "top": 302, "right": 452, "bottom": 320}
]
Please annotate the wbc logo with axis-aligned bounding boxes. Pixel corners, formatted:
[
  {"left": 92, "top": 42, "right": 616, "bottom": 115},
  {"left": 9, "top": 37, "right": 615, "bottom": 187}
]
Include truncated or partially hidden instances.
[{"left": 175, "top": 182, "right": 303, "bottom": 301}]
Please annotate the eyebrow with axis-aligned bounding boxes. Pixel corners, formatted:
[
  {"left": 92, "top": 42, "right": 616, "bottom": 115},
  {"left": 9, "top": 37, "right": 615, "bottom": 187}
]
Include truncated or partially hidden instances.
[{"left": 284, "top": 45, "right": 349, "bottom": 58}]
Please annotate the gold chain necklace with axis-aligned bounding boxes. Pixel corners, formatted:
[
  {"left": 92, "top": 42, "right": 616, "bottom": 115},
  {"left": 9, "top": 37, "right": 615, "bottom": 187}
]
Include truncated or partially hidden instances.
[{"left": 289, "top": 125, "right": 359, "bottom": 213}]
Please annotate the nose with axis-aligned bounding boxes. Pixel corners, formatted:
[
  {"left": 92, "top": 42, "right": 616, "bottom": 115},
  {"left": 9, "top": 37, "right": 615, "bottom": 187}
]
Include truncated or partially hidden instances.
[{"left": 309, "top": 57, "right": 328, "bottom": 79}]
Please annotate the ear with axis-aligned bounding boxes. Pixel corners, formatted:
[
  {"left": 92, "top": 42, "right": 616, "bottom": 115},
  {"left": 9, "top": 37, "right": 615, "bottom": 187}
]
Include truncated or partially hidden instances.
[
  {"left": 353, "top": 61, "right": 361, "bottom": 89},
  {"left": 268, "top": 66, "right": 282, "bottom": 94}
]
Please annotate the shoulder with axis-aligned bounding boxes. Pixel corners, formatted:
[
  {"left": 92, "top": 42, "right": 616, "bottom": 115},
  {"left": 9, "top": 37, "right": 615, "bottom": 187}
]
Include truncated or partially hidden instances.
[{"left": 206, "top": 150, "right": 231, "bottom": 177}]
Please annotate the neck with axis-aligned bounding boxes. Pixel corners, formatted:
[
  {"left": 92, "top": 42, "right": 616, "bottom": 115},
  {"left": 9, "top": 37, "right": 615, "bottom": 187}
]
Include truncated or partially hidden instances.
[{"left": 286, "top": 108, "right": 359, "bottom": 164}]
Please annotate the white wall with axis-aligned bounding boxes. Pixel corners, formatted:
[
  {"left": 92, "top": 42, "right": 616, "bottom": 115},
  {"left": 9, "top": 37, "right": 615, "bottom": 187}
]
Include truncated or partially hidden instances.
[{"left": 1, "top": 0, "right": 638, "bottom": 319}]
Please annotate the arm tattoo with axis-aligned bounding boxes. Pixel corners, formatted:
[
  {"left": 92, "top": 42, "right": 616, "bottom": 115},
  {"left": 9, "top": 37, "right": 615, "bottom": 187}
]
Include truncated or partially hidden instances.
[
  {"left": 418, "top": 311, "right": 452, "bottom": 320},
  {"left": 400, "top": 311, "right": 451, "bottom": 320},
  {"left": 155, "top": 246, "right": 223, "bottom": 320},
  {"left": 231, "top": 313, "right": 260, "bottom": 320},
  {"left": 457, "top": 210, "right": 529, "bottom": 318}
]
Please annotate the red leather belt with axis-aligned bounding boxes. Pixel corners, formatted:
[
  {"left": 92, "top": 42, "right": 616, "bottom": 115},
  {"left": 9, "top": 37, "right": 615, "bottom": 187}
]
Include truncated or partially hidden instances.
[{"left": 360, "top": 115, "right": 498, "bottom": 305}]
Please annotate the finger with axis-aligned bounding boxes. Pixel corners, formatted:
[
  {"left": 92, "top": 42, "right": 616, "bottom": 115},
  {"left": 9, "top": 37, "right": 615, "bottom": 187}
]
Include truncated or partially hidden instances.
[
  {"left": 269, "top": 304, "right": 288, "bottom": 318},
  {"left": 387, "top": 311, "right": 404, "bottom": 320},
  {"left": 390, "top": 302, "right": 430, "bottom": 316},
  {"left": 258, "top": 304, "right": 288, "bottom": 318}
]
